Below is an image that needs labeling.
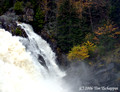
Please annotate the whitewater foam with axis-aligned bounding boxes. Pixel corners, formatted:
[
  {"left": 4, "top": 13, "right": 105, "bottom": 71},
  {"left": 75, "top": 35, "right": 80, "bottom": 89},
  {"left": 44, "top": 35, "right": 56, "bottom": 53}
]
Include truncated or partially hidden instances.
[{"left": 0, "top": 23, "right": 68, "bottom": 92}]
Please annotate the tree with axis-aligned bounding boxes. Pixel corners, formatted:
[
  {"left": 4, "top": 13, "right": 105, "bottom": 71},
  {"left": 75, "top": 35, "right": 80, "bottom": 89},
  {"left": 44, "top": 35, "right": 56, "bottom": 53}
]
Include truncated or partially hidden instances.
[
  {"left": 34, "top": 6, "right": 45, "bottom": 30},
  {"left": 71, "top": 0, "right": 109, "bottom": 31},
  {"left": 57, "top": 0, "right": 85, "bottom": 53},
  {"left": 67, "top": 41, "right": 96, "bottom": 61},
  {"left": 14, "top": 1, "right": 24, "bottom": 14},
  {"left": 94, "top": 21, "right": 119, "bottom": 50},
  {"left": 109, "top": 0, "right": 120, "bottom": 26},
  {"left": 68, "top": 45, "right": 89, "bottom": 61},
  {"left": 0, "top": 0, "right": 12, "bottom": 15}
]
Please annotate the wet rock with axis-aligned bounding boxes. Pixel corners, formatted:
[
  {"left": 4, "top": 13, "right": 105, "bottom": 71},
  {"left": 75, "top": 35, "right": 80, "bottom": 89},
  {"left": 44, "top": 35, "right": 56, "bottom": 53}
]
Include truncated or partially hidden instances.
[
  {"left": 0, "top": 12, "right": 27, "bottom": 37},
  {"left": 0, "top": 7, "right": 34, "bottom": 37},
  {"left": 38, "top": 55, "right": 48, "bottom": 69}
]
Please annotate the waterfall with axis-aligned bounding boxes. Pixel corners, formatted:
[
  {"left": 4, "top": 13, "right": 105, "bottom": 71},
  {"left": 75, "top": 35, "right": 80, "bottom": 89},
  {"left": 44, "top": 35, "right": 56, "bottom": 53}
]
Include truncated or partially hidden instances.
[{"left": 0, "top": 22, "right": 69, "bottom": 92}]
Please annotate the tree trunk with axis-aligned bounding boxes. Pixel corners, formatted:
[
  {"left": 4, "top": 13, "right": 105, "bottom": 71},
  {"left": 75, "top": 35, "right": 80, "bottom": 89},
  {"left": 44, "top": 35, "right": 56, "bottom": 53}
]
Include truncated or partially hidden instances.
[{"left": 88, "top": 7, "right": 93, "bottom": 32}]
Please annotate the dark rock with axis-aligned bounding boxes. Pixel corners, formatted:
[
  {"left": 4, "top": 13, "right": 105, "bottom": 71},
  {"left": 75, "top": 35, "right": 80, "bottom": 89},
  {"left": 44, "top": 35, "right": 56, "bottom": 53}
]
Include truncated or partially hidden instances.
[
  {"left": 0, "top": 12, "right": 27, "bottom": 37},
  {"left": 44, "top": 0, "right": 57, "bottom": 36},
  {"left": 22, "top": 8, "right": 34, "bottom": 22},
  {"left": 0, "top": 7, "right": 34, "bottom": 37},
  {"left": 38, "top": 55, "right": 48, "bottom": 69}
]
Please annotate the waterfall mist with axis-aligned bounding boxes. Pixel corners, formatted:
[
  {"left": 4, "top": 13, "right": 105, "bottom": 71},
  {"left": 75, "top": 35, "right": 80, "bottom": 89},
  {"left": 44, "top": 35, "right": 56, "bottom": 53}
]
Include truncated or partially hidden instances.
[{"left": 0, "top": 23, "right": 70, "bottom": 92}]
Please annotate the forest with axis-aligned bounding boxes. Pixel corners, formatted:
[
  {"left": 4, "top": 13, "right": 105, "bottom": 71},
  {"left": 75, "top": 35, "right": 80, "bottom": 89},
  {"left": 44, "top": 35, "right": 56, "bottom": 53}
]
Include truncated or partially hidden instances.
[{"left": 0, "top": 0, "right": 120, "bottom": 64}]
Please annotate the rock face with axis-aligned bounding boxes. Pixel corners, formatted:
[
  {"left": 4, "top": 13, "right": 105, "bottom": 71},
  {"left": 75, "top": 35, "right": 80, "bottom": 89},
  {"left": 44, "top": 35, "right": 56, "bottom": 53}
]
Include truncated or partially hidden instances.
[
  {"left": 22, "top": 8, "right": 34, "bottom": 22},
  {"left": 44, "top": 0, "right": 57, "bottom": 36},
  {"left": 0, "top": 12, "right": 27, "bottom": 37},
  {"left": 0, "top": 7, "right": 34, "bottom": 37}
]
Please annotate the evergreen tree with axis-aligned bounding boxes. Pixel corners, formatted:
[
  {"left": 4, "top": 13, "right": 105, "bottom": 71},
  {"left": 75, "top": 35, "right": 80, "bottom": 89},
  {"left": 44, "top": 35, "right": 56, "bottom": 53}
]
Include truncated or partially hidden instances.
[
  {"left": 57, "top": 0, "right": 85, "bottom": 53},
  {"left": 14, "top": 1, "right": 24, "bottom": 14},
  {"left": 0, "top": 0, "right": 12, "bottom": 15},
  {"left": 35, "top": 6, "right": 45, "bottom": 30},
  {"left": 109, "top": 0, "right": 120, "bottom": 26}
]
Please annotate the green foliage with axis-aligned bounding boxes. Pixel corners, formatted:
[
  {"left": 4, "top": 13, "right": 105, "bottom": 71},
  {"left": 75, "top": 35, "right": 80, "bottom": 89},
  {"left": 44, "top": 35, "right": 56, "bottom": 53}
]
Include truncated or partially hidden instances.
[
  {"left": 14, "top": 1, "right": 24, "bottom": 14},
  {"left": 34, "top": 6, "right": 45, "bottom": 29},
  {"left": 12, "top": 28, "right": 22, "bottom": 36},
  {"left": 0, "top": 0, "right": 11, "bottom": 15},
  {"left": 16, "top": 28, "right": 22, "bottom": 36},
  {"left": 109, "top": 0, "right": 120, "bottom": 26},
  {"left": 82, "top": 41, "right": 96, "bottom": 54},
  {"left": 57, "top": 0, "right": 87, "bottom": 53}
]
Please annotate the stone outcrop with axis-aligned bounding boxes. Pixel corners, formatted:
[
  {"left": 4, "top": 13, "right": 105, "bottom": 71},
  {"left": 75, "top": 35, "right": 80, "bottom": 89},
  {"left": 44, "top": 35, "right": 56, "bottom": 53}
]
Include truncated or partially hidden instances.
[
  {"left": 22, "top": 8, "right": 34, "bottom": 22},
  {"left": 0, "top": 12, "right": 27, "bottom": 37},
  {"left": 0, "top": 7, "right": 34, "bottom": 37}
]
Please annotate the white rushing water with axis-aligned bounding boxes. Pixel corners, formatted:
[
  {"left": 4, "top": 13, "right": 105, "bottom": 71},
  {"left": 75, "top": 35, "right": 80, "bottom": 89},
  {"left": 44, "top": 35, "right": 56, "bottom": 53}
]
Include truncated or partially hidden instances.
[{"left": 0, "top": 22, "right": 69, "bottom": 92}]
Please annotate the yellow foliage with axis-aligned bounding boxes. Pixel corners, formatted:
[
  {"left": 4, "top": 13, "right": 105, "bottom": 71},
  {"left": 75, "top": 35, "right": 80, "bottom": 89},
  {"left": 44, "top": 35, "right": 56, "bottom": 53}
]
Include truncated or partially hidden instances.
[
  {"left": 114, "top": 31, "right": 120, "bottom": 35},
  {"left": 95, "top": 22, "right": 119, "bottom": 37},
  {"left": 94, "top": 21, "right": 120, "bottom": 43},
  {"left": 83, "top": 41, "right": 96, "bottom": 52},
  {"left": 93, "top": 36, "right": 99, "bottom": 43},
  {"left": 67, "top": 41, "right": 96, "bottom": 61},
  {"left": 68, "top": 45, "right": 89, "bottom": 60}
]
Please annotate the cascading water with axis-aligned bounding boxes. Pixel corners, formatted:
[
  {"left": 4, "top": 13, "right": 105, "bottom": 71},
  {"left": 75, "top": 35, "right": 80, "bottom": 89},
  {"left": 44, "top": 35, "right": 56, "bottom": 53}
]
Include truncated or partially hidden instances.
[{"left": 0, "top": 22, "right": 69, "bottom": 92}]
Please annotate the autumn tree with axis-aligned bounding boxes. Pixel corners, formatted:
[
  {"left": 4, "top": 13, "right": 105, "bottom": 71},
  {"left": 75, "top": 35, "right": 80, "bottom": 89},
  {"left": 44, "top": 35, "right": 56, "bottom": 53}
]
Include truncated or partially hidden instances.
[
  {"left": 68, "top": 45, "right": 89, "bottom": 61},
  {"left": 68, "top": 41, "right": 96, "bottom": 61},
  {"left": 94, "top": 21, "right": 119, "bottom": 50}
]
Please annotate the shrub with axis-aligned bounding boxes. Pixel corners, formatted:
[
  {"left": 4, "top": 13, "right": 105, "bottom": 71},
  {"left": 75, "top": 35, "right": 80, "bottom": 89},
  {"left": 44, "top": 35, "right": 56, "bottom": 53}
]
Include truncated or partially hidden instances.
[
  {"left": 14, "top": 1, "right": 24, "bottom": 14},
  {"left": 15, "top": 28, "right": 22, "bottom": 36},
  {"left": 68, "top": 45, "right": 89, "bottom": 61},
  {"left": 68, "top": 41, "right": 96, "bottom": 61},
  {"left": 12, "top": 28, "right": 22, "bottom": 36},
  {"left": 82, "top": 41, "right": 96, "bottom": 54}
]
